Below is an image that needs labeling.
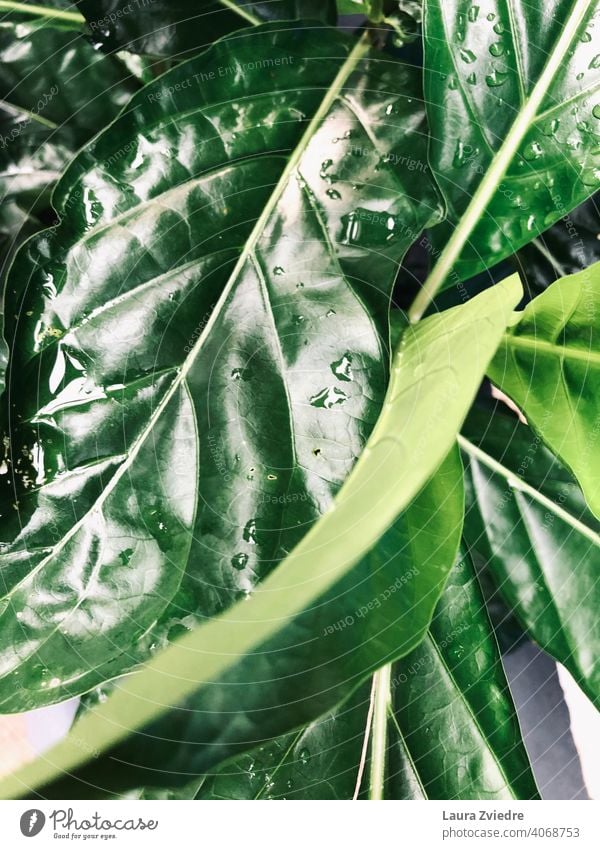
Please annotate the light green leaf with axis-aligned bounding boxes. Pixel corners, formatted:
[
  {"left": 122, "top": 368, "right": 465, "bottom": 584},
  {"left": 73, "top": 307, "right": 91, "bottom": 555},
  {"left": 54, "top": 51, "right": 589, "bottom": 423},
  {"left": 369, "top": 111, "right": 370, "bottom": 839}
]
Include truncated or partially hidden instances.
[{"left": 487, "top": 260, "right": 600, "bottom": 518}]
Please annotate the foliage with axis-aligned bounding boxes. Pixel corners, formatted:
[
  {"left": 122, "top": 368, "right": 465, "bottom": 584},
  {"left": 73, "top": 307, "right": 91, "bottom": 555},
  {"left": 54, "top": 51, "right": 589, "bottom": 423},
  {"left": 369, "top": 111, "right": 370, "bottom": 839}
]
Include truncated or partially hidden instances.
[{"left": 0, "top": 0, "right": 598, "bottom": 801}]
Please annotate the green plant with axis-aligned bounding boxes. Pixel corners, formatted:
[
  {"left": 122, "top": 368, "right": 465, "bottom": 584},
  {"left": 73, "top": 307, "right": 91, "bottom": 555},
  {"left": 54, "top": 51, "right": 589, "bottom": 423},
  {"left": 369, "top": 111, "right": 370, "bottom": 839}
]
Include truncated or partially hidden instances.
[{"left": 0, "top": 0, "right": 598, "bottom": 800}]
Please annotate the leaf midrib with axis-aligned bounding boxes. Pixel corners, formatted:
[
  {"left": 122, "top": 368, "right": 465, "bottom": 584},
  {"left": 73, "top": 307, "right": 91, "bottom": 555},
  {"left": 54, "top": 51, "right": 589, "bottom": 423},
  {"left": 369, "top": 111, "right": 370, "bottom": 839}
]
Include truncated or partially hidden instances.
[
  {"left": 502, "top": 331, "right": 600, "bottom": 365},
  {"left": 458, "top": 434, "right": 600, "bottom": 546},
  {"left": 0, "top": 1, "right": 84, "bottom": 23}
]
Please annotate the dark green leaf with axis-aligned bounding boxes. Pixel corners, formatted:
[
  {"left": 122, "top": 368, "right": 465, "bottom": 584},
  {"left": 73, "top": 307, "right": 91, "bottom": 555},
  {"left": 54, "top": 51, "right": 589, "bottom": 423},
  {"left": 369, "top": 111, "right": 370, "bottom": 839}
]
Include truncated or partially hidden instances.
[
  {"left": 424, "top": 0, "right": 600, "bottom": 281},
  {"left": 76, "top": 0, "right": 336, "bottom": 58},
  {"left": 461, "top": 404, "right": 600, "bottom": 708},
  {"left": 0, "top": 22, "right": 443, "bottom": 711},
  {"left": 487, "top": 260, "right": 600, "bottom": 517},
  {"left": 0, "top": 5, "right": 138, "bottom": 146}
]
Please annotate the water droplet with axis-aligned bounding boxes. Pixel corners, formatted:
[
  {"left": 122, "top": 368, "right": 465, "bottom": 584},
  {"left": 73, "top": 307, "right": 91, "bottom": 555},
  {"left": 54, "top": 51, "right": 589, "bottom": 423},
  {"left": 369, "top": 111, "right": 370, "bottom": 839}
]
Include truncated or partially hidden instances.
[
  {"left": 577, "top": 72, "right": 585, "bottom": 81},
  {"left": 42, "top": 272, "right": 57, "bottom": 300},
  {"left": 590, "top": 55, "right": 600, "bottom": 69},
  {"left": 299, "top": 748, "right": 310, "bottom": 765},
  {"left": 231, "top": 368, "right": 243, "bottom": 380},
  {"left": 448, "top": 75, "right": 458, "bottom": 90},
  {"left": 541, "top": 118, "right": 560, "bottom": 136},
  {"left": 593, "top": 104, "right": 600, "bottom": 119},
  {"left": 331, "top": 353, "right": 353, "bottom": 382},
  {"left": 319, "top": 159, "right": 334, "bottom": 183},
  {"left": 581, "top": 31, "right": 592, "bottom": 42},
  {"left": 243, "top": 519, "right": 257, "bottom": 545},
  {"left": 339, "top": 208, "right": 400, "bottom": 247},
  {"left": 231, "top": 552, "right": 249, "bottom": 570},
  {"left": 487, "top": 12, "right": 495, "bottom": 21},
  {"left": 467, "top": 5, "right": 479, "bottom": 22},
  {"left": 493, "top": 22, "right": 505, "bottom": 34},
  {"left": 486, "top": 69, "right": 508, "bottom": 87},
  {"left": 466, "top": 72, "right": 477, "bottom": 85},
  {"left": 49, "top": 676, "right": 61, "bottom": 688},
  {"left": 326, "top": 308, "right": 336, "bottom": 318},
  {"left": 273, "top": 266, "right": 284, "bottom": 276},
  {"left": 523, "top": 140, "right": 543, "bottom": 161},
  {"left": 119, "top": 548, "right": 134, "bottom": 566},
  {"left": 326, "top": 188, "right": 342, "bottom": 200},
  {"left": 581, "top": 166, "right": 600, "bottom": 187},
  {"left": 453, "top": 139, "right": 468, "bottom": 167},
  {"left": 293, "top": 314, "right": 305, "bottom": 325},
  {"left": 526, "top": 214, "right": 536, "bottom": 231},
  {"left": 83, "top": 186, "right": 102, "bottom": 228},
  {"left": 459, "top": 48, "right": 476, "bottom": 64},
  {"left": 489, "top": 41, "right": 505, "bottom": 56},
  {"left": 310, "top": 386, "right": 348, "bottom": 409},
  {"left": 267, "top": 473, "right": 277, "bottom": 481}
]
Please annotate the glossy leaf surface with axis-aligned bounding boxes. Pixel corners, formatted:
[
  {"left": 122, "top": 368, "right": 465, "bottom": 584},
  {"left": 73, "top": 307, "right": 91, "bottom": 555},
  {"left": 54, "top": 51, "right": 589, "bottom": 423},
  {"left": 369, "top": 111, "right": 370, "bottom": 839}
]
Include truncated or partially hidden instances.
[
  {"left": 461, "top": 405, "right": 600, "bottom": 708},
  {"left": 425, "top": 0, "right": 600, "bottom": 280},
  {"left": 0, "top": 22, "right": 443, "bottom": 711},
  {"left": 76, "top": 0, "right": 336, "bottom": 57},
  {"left": 487, "top": 260, "right": 600, "bottom": 517}
]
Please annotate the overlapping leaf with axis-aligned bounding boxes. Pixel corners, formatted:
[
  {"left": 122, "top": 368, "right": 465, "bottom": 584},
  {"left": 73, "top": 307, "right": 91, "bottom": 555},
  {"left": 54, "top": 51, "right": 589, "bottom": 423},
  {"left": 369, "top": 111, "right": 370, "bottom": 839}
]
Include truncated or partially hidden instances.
[
  {"left": 41, "top": 450, "right": 464, "bottom": 797},
  {"left": 192, "top": 550, "right": 538, "bottom": 800}
]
